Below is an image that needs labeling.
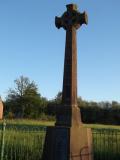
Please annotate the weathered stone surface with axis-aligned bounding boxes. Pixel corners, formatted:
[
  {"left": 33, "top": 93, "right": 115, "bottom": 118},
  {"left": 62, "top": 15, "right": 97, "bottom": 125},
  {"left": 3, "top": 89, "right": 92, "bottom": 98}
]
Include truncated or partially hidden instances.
[
  {"left": 42, "top": 126, "right": 70, "bottom": 160},
  {"left": 70, "top": 126, "right": 93, "bottom": 160},
  {"left": 42, "top": 126, "right": 93, "bottom": 160},
  {"left": 55, "top": 5, "right": 84, "bottom": 127}
]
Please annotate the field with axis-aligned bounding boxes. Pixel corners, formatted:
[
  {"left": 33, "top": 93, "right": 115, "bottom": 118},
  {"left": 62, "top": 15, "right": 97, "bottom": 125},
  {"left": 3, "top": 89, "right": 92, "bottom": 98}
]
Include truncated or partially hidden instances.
[
  {"left": 0, "top": 119, "right": 47, "bottom": 160},
  {"left": 1, "top": 119, "right": 120, "bottom": 129},
  {"left": 0, "top": 119, "right": 120, "bottom": 160}
]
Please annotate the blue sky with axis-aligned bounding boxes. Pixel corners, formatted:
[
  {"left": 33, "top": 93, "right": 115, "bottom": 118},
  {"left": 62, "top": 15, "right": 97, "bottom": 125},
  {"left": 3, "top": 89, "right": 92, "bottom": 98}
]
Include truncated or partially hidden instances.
[{"left": 0, "top": 0, "right": 120, "bottom": 102}]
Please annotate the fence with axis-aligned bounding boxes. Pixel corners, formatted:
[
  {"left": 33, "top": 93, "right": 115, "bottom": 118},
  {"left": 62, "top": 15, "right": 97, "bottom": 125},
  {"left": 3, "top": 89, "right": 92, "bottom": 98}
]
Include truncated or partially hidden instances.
[
  {"left": 0, "top": 121, "right": 46, "bottom": 160},
  {"left": 93, "top": 128, "right": 120, "bottom": 160},
  {"left": 0, "top": 122, "right": 120, "bottom": 160}
]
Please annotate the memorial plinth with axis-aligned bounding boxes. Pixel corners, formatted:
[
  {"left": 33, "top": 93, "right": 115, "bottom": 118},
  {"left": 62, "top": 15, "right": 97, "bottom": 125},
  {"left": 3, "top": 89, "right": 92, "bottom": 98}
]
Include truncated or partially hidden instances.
[{"left": 42, "top": 4, "right": 93, "bottom": 160}]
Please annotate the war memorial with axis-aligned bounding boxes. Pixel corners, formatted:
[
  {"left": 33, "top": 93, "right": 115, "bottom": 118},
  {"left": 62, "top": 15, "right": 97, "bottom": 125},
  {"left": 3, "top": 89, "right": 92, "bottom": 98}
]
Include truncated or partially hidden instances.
[{"left": 42, "top": 4, "right": 93, "bottom": 160}]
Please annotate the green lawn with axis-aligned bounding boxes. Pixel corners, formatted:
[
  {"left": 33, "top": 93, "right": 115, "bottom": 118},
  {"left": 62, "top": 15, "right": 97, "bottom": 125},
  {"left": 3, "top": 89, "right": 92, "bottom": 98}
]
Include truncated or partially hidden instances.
[
  {"left": 0, "top": 119, "right": 55, "bottom": 127},
  {"left": 84, "top": 123, "right": 120, "bottom": 129},
  {"left": 0, "top": 119, "right": 120, "bottom": 160},
  {"left": 1, "top": 119, "right": 120, "bottom": 130}
]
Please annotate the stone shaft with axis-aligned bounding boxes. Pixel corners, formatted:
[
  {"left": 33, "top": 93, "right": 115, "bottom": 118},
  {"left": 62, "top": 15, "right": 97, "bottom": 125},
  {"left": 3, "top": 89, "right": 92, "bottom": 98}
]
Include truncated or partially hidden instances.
[
  {"left": 62, "top": 27, "right": 77, "bottom": 107},
  {"left": 55, "top": 4, "right": 87, "bottom": 126},
  {"left": 55, "top": 26, "right": 82, "bottom": 127}
]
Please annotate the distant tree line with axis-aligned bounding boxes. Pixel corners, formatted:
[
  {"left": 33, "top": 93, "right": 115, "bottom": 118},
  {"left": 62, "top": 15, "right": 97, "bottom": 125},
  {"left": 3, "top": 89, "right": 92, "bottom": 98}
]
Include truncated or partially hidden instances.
[
  {"left": 79, "top": 99, "right": 120, "bottom": 125},
  {"left": 3, "top": 76, "right": 120, "bottom": 125}
]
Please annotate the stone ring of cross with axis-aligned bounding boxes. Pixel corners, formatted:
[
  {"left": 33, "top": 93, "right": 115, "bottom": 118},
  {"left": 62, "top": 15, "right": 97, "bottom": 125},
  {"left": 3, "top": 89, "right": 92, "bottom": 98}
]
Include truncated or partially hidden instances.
[{"left": 55, "top": 4, "right": 88, "bottom": 30}]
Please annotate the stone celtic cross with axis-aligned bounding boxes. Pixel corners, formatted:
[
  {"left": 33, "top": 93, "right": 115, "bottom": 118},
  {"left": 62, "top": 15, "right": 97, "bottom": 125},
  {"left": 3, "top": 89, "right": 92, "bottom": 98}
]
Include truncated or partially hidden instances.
[
  {"left": 55, "top": 4, "right": 88, "bottom": 126},
  {"left": 42, "top": 4, "right": 93, "bottom": 160}
]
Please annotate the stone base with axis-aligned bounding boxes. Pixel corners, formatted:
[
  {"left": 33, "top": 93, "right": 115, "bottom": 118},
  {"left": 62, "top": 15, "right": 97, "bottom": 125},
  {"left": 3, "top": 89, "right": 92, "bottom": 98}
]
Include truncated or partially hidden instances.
[
  {"left": 56, "top": 105, "right": 82, "bottom": 127},
  {"left": 42, "top": 125, "right": 93, "bottom": 160}
]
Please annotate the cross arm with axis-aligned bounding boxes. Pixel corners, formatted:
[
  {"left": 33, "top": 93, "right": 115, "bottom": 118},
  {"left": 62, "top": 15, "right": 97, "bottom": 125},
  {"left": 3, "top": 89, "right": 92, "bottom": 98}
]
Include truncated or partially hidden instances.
[
  {"left": 55, "top": 16, "right": 62, "bottom": 29},
  {"left": 78, "top": 11, "right": 88, "bottom": 25}
]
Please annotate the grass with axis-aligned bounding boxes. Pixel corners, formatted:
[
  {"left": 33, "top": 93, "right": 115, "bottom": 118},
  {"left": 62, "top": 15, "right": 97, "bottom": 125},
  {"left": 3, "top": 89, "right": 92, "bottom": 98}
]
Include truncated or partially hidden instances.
[
  {"left": 93, "top": 129, "right": 120, "bottom": 160},
  {"left": 85, "top": 123, "right": 120, "bottom": 130},
  {"left": 0, "top": 119, "right": 55, "bottom": 126},
  {"left": 1, "top": 119, "right": 120, "bottom": 129},
  {"left": 0, "top": 119, "right": 120, "bottom": 160},
  {"left": 1, "top": 131, "right": 45, "bottom": 160}
]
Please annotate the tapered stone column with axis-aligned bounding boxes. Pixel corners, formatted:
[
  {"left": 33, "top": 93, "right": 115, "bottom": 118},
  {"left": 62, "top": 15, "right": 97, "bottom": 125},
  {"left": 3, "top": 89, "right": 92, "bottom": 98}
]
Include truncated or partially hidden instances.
[
  {"left": 55, "top": 4, "right": 85, "bottom": 126},
  {"left": 42, "top": 4, "right": 93, "bottom": 160}
]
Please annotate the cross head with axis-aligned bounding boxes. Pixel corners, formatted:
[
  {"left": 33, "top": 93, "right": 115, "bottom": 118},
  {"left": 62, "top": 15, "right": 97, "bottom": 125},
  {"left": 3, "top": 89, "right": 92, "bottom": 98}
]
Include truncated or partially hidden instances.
[{"left": 55, "top": 4, "right": 88, "bottom": 30}]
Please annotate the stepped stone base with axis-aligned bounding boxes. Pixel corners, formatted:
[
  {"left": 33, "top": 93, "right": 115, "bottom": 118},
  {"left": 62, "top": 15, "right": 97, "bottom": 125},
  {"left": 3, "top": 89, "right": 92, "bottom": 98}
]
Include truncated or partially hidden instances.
[{"left": 42, "top": 125, "right": 93, "bottom": 160}]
